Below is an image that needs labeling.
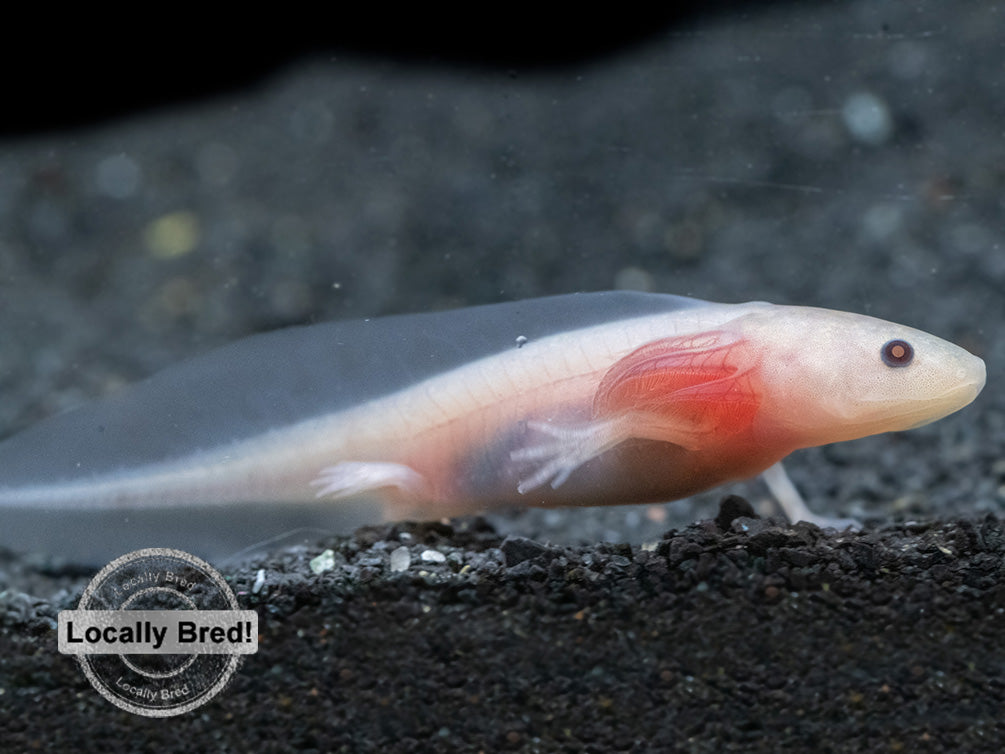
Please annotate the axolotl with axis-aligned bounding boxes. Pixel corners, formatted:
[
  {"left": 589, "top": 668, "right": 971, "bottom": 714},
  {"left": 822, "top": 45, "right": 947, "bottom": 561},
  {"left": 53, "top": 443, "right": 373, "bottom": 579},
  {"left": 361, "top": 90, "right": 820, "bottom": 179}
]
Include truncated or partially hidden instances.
[{"left": 0, "top": 292, "right": 985, "bottom": 561}]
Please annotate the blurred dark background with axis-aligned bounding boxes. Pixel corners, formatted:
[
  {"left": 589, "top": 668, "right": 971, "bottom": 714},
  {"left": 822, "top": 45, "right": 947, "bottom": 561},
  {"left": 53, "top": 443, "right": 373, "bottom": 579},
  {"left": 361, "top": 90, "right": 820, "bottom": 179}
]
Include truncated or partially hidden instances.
[{"left": 5, "top": 3, "right": 812, "bottom": 137}]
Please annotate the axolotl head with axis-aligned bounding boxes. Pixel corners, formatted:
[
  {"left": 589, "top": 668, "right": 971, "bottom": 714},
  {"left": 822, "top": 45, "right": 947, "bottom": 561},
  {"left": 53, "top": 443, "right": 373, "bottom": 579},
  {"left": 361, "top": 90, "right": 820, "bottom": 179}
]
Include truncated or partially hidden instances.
[{"left": 740, "top": 304, "right": 986, "bottom": 448}]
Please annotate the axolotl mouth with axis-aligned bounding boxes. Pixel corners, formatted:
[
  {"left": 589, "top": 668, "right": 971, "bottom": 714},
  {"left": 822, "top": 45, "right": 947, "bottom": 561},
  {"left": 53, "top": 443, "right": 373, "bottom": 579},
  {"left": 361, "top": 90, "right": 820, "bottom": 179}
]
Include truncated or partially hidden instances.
[{"left": 902, "top": 367, "right": 987, "bottom": 430}]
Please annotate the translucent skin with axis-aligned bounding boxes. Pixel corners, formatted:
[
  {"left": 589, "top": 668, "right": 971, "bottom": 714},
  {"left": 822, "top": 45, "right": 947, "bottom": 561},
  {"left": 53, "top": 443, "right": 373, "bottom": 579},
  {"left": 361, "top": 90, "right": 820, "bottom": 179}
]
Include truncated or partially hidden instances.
[{"left": 0, "top": 293, "right": 986, "bottom": 560}]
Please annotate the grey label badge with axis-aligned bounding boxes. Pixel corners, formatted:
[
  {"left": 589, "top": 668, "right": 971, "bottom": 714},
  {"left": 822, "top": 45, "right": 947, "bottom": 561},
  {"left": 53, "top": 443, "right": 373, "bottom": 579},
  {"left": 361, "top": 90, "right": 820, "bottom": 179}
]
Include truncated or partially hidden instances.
[
  {"left": 58, "top": 548, "right": 258, "bottom": 717},
  {"left": 59, "top": 610, "right": 258, "bottom": 654}
]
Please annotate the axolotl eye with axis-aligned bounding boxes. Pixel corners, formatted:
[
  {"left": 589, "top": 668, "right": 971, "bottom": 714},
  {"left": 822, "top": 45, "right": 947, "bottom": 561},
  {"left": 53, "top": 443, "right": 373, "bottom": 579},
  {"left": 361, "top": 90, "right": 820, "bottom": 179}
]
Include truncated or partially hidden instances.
[{"left": 881, "top": 339, "right": 914, "bottom": 368}]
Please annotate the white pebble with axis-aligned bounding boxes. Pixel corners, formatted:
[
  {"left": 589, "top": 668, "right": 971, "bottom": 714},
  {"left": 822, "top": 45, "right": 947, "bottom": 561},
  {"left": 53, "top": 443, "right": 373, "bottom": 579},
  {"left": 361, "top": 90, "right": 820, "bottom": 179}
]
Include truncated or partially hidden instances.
[
  {"left": 309, "top": 549, "right": 336, "bottom": 574},
  {"left": 252, "top": 569, "right": 266, "bottom": 594},
  {"left": 390, "top": 546, "right": 411, "bottom": 572}
]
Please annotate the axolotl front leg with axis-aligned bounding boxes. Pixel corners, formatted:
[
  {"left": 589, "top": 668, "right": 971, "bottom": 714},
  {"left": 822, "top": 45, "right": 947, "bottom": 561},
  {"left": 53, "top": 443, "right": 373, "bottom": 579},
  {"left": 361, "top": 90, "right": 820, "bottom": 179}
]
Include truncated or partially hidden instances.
[{"left": 512, "top": 331, "right": 760, "bottom": 489}]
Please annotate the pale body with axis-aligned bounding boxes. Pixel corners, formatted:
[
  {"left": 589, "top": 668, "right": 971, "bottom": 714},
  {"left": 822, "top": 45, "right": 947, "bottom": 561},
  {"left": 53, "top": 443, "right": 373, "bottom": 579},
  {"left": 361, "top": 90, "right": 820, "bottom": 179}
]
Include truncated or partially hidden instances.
[{"left": 0, "top": 292, "right": 985, "bottom": 561}]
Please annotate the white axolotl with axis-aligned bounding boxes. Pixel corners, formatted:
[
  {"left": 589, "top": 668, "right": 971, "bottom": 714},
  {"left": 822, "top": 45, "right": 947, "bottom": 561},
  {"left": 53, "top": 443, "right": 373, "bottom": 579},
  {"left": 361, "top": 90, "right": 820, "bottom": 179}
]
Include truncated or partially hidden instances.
[{"left": 0, "top": 292, "right": 985, "bottom": 561}]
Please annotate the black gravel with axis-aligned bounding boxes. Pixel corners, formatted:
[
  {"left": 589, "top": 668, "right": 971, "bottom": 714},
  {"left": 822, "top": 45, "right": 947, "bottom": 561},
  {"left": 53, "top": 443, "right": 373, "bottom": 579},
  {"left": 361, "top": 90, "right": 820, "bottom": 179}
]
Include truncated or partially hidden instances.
[{"left": 4, "top": 507, "right": 1005, "bottom": 752}]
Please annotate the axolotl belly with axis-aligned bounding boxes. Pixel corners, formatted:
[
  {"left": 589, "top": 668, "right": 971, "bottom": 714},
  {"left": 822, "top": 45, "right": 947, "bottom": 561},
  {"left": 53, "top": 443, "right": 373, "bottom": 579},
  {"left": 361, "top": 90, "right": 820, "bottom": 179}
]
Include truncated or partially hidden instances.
[{"left": 0, "top": 292, "right": 985, "bottom": 561}]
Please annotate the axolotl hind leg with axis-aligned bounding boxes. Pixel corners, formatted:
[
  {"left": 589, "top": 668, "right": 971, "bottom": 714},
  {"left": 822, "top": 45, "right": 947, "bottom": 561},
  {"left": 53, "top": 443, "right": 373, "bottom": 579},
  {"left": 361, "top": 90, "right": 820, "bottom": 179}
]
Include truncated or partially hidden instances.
[{"left": 311, "top": 461, "right": 433, "bottom": 519}]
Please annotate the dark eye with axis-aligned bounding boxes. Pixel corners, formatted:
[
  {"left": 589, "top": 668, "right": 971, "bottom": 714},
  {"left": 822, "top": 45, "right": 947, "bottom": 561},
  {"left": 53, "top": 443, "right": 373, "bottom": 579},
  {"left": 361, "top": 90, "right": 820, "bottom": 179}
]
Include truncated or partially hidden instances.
[{"left": 881, "top": 339, "right": 913, "bottom": 367}]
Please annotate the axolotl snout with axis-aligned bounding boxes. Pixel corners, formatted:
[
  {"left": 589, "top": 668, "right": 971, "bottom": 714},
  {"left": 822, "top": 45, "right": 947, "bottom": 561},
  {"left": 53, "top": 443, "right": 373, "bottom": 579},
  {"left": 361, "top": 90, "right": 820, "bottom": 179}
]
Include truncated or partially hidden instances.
[{"left": 0, "top": 292, "right": 985, "bottom": 561}]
